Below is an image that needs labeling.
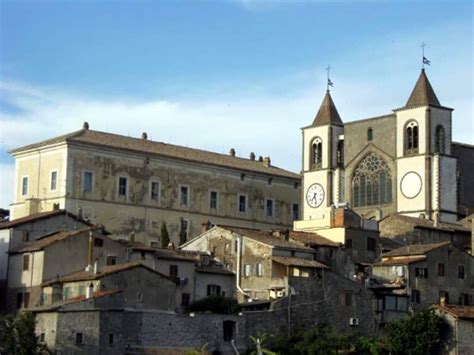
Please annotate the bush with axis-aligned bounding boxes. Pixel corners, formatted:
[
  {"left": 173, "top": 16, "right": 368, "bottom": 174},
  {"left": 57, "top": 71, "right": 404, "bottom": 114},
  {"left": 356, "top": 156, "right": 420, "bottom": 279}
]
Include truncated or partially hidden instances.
[{"left": 187, "top": 295, "right": 241, "bottom": 315}]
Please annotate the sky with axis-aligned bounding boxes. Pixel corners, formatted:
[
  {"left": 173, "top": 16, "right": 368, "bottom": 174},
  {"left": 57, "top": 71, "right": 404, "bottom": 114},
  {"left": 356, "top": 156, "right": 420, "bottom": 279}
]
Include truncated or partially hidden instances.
[{"left": 0, "top": 0, "right": 473, "bottom": 209}]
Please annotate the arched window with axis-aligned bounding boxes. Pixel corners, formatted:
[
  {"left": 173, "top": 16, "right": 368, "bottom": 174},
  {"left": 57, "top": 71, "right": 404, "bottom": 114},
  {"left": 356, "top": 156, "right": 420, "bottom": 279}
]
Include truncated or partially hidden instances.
[
  {"left": 405, "top": 121, "right": 419, "bottom": 155},
  {"left": 311, "top": 138, "right": 323, "bottom": 169},
  {"left": 367, "top": 128, "right": 373, "bottom": 142},
  {"left": 336, "top": 139, "right": 344, "bottom": 168},
  {"left": 352, "top": 153, "right": 392, "bottom": 207},
  {"left": 435, "top": 125, "right": 445, "bottom": 154}
]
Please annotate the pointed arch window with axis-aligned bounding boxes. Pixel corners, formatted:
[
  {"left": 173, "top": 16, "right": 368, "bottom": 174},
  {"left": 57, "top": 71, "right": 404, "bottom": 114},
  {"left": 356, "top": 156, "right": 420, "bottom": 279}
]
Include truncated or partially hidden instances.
[
  {"left": 311, "top": 137, "right": 323, "bottom": 169},
  {"left": 435, "top": 125, "right": 445, "bottom": 154},
  {"left": 367, "top": 128, "right": 373, "bottom": 142},
  {"left": 336, "top": 139, "right": 344, "bottom": 168},
  {"left": 405, "top": 120, "right": 419, "bottom": 155},
  {"left": 352, "top": 153, "right": 392, "bottom": 207}
]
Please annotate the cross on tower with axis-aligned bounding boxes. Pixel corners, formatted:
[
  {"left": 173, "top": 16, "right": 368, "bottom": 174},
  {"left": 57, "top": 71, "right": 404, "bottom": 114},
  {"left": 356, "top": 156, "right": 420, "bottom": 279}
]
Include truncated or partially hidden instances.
[{"left": 421, "top": 42, "right": 430, "bottom": 69}]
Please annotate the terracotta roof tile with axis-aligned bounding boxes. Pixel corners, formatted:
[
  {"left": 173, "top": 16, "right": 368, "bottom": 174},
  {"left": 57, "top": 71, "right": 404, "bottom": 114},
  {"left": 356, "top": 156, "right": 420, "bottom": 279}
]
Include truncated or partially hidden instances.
[
  {"left": 373, "top": 256, "right": 427, "bottom": 266},
  {"left": 195, "top": 264, "right": 235, "bottom": 275},
  {"left": 289, "top": 230, "right": 339, "bottom": 247},
  {"left": 11, "top": 129, "right": 300, "bottom": 180},
  {"left": 9, "top": 229, "right": 90, "bottom": 253},
  {"left": 436, "top": 304, "right": 474, "bottom": 320},
  {"left": 381, "top": 214, "right": 470, "bottom": 233},
  {"left": 272, "top": 256, "right": 328, "bottom": 269},
  {"left": 0, "top": 209, "right": 92, "bottom": 230},
  {"left": 381, "top": 242, "right": 450, "bottom": 257}
]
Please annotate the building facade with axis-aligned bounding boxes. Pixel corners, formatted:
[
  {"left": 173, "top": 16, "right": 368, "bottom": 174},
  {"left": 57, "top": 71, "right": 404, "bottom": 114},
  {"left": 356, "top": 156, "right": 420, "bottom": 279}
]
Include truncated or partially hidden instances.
[
  {"left": 299, "top": 69, "right": 473, "bottom": 226},
  {"left": 9, "top": 126, "right": 301, "bottom": 246}
]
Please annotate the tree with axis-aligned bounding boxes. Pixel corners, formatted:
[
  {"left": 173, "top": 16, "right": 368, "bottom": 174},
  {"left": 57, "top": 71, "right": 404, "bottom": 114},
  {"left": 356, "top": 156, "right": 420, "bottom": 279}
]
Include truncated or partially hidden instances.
[
  {"left": 0, "top": 311, "right": 50, "bottom": 354},
  {"left": 249, "top": 333, "right": 277, "bottom": 355},
  {"left": 187, "top": 295, "right": 241, "bottom": 315},
  {"left": 160, "top": 222, "right": 170, "bottom": 249}
]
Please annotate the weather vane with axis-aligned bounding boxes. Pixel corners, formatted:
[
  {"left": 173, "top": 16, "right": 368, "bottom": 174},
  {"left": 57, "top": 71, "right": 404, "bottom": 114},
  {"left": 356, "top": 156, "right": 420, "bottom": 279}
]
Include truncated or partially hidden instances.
[
  {"left": 326, "top": 65, "right": 333, "bottom": 91},
  {"left": 421, "top": 42, "right": 431, "bottom": 69}
]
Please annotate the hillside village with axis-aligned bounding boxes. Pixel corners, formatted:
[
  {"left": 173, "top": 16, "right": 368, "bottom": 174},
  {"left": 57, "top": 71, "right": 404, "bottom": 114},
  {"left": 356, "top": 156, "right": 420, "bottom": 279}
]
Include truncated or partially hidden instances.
[{"left": 0, "top": 69, "right": 473, "bottom": 354}]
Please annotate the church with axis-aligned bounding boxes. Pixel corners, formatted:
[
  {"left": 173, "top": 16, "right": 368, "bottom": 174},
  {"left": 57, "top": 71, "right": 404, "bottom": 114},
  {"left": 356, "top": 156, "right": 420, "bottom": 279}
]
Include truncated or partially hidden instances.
[{"left": 297, "top": 69, "right": 474, "bottom": 227}]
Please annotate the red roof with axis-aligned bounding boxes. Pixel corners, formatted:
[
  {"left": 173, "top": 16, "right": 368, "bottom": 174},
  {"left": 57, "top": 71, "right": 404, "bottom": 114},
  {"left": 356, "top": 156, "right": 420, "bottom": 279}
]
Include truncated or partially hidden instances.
[
  {"left": 0, "top": 209, "right": 92, "bottom": 230},
  {"left": 436, "top": 304, "right": 474, "bottom": 320}
]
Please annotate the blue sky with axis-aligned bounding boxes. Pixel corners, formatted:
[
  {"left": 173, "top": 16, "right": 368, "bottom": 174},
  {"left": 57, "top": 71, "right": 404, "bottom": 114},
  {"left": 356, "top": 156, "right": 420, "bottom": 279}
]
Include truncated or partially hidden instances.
[{"left": 0, "top": 0, "right": 473, "bottom": 208}]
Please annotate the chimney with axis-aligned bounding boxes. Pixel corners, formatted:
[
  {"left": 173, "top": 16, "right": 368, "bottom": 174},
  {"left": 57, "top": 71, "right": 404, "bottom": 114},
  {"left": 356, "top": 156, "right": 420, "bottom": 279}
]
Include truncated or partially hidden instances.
[
  {"left": 168, "top": 242, "right": 175, "bottom": 251},
  {"left": 85, "top": 229, "right": 93, "bottom": 271},
  {"left": 263, "top": 156, "right": 271, "bottom": 167},
  {"left": 83, "top": 121, "right": 90, "bottom": 130},
  {"left": 93, "top": 259, "right": 99, "bottom": 275},
  {"left": 52, "top": 203, "right": 60, "bottom": 211},
  {"left": 249, "top": 152, "right": 255, "bottom": 161},
  {"left": 258, "top": 156, "right": 264, "bottom": 162},
  {"left": 86, "top": 282, "right": 94, "bottom": 299},
  {"left": 201, "top": 220, "right": 211, "bottom": 233},
  {"left": 141, "top": 132, "right": 148, "bottom": 140},
  {"left": 229, "top": 148, "right": 236, "bottom": 157}
]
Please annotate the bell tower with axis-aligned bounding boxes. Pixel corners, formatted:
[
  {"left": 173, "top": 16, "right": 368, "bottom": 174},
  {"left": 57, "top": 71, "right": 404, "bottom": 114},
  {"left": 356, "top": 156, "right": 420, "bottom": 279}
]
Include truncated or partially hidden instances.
[{"left": 300, "top": 89, "right": 344, "bottom": 222}]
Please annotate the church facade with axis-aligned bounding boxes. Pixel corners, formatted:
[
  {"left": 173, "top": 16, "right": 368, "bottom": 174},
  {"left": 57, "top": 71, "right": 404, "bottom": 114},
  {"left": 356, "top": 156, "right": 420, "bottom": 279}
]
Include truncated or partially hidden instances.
[{"left": 298, "top": 69, "right": 473, "bottom": 227}]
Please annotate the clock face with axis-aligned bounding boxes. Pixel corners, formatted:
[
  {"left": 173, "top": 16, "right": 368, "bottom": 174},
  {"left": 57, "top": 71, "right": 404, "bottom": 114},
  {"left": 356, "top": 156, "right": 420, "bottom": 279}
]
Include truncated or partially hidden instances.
[
  {"left": 306, "top": 183, "right": 325, "bottom": 208},
  {"left": 400, "top": 172, "right": 422, "bottom": 199}
]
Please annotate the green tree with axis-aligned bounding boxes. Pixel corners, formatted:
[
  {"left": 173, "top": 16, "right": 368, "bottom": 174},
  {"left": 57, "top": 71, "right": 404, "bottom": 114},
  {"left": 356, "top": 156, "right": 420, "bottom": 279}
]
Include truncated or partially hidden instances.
[
  {"left": 249, "top": 333, "right": 277, "bottom": 355},
  {"left": 0, "top": 312, "right": 50, "bottom": 355},
  {"left": 187, "top": 295, "right": 241, "bottom": 315},
  {"left": 160, "top": 221, "right": 170, "bottom": 249}
]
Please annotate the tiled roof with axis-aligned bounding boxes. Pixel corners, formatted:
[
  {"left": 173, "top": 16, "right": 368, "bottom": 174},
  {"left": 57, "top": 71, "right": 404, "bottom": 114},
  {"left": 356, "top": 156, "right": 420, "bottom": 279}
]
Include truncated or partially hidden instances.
[
  {"left": 405, "top": 69, "right": 441, "bottom": 108},
  {"left": 130, "top": 245, "right": 200, "bottom": 262},
  {"left": 195, "top": 264, "right": 235, "bottom": 275},
  {"left": 10, "top": 129, "right": 300, "bottom": 180},
  {"left": 9, "top": 229, "right": 89, "bottom": 253},
  {"left": 289, "top": 230, "right": 339, "bottom": 247},
  {"left": 272, "top": 256, "right": 328, "bottom": 269},
  {"left": 312, "top": 91, "right": 343, "bottom": 127},
  {"left": 436, "top": 304, "right": 474, "bottom": 320},
  {"left": 381, "top": 214, "right": 470, "bottom": 233},
  {"left": 222, "top": 226, "right": 314, "bottom": 252},
  {"left": 373, "top": 256, "right": 426, "bottom": 266},
  {"left": 0, "top": 209, "right": 92, "bottom": 230},
  {"left": 42, "top": 261, "right": 172, "bottom": 286},
  {"left": 381, "top": 242, "right": 450, "bottom": 257},
  {"left": 30, "top": 290, "right": 123, "bottom": 312}
]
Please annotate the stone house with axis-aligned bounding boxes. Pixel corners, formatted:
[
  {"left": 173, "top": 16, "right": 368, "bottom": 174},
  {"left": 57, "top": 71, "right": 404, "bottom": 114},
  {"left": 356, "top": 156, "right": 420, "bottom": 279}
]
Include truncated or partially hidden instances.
[
  {"left": 9, "top": 124, "right": 301, "bottom": 246},
  {"left": 6, "top": 227, "right": 127, "bottom": 313},
  {"left": 434, "top": 302, "right": 474, "bottom": 355},
  {"left": 379, "top": 213, "right": 471, "bottom": 253},
  {"left": 128, "top": 246, "right": 235, "bottom": 312},
  {"left": 0, "top": 208, "right": 91, "bottom": 309},
  {"left": 181, "top": 225, "right": 328, "bottom": 301},
  {"left": 370, "top": 242, "right": 473, "bottom": 323},
  {"left": 41, "top": 261, "right": 176, "bottom": 311}
]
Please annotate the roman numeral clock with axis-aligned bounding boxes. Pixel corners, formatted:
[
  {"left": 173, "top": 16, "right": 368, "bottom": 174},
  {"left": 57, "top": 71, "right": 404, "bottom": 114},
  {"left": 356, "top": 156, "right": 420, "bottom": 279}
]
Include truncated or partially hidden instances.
[{"left": 306, "top": 183, "right": 325, "bottom": 208}]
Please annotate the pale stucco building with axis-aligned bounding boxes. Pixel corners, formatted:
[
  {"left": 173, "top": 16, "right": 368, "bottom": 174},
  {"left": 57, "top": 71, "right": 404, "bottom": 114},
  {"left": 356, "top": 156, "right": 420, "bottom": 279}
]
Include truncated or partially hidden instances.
[
  {"left": 9, "top": 126, "right": 301, "bottom": 246},
  {"left": 296, "top": 69, "right": 474, "bottom": 234}
]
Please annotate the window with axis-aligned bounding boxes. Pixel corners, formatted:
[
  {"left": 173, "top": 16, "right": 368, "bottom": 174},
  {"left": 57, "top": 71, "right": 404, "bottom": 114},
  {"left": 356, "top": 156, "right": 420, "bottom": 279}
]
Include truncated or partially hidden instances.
[
  {"left": 75, "top": 333, "right": 84, "bottom": 345},
  {"left": 50, "top": 171, "right": 58, "bottom": 191},
  {"left": 234, "top": 240, "right": 238, "bottom": 253},
  {"left": 266, "top": 199, "right": 274, "bottom": 217},
  {"left": 63, "top": 287, "right": 70, "bottom": 300},
  {"left": 458, "top": 265, "right": 465, "bottom": 279},
  {"left": 83, "top": 171, "right": 93, "bottom": 193},
  {"left": 385, "top": 295, "right": 408, "bottom": 311},
  {"left": 240, "top": 173, "right": 245, "bottom": 181},
  {"left": 239, "top": 195, "right": 247, "bottom": 213},
  {"left": 352, "top": 153, "right": 392, "bottom": 207},
  {"left": 439, "top": 291, "right": 449, "bottom": 304},
  {"left": 256, "top": 263, "right": 263, "bottom": 277},
  {"left": 207, "top": 284, "right": 221, "bottom": 296},
  {"left": 181, "top": 293, "right": 190, "bottom": 307},
  {"left": 336, "top": 139, "right": 344, "bottom": 167},
  {"left": 108, "top": 334, "right": 114, "bottom": 347},
  {"left": 118, "top": 177, "right": 128, "bottom": 197},
  {"left": 94, "top": 238, "right": 104, "bottom": 247},
  {"left": 39, "top": 333, "right": 45, "bottom": 343},
  {"left": 150, "top": 181, "right": 160, "bottom": 201},
  {"left": 137, "top": 292, "right": 143, "bottom": 302},
  {"left": 180, "top": 185, "right": 189, "bottom": 206},
  {"left": 223, "top": 320, "right": 235, "bottom": 342},
  {"left": 344, "top": 292, "right": 353, "bottom": 306},
  {"left": 367, "top": 128, "right": 373, "bottom": 141},
  {"left": 169, "top": 265, "right": 178, "bottom": 279},
  {"left": 23, "top": 292, "right": 30, "bottom": 308},
  {"left": 106, "top": 256, "right": 117, "bottom": 266},
  {"left": 437, "top": 263, "right": 445, "bottom": 277},
  {"left": 459, "top": 293, "right": 471, "bottom": 306},
  {"left": 21, "top": 231, "right": 29, "bottom": 242},
  {"left": 179, "top": 218, "right": 189, "bottom": 244},
  {"left": 210, "top": 190, "right": 218, "bottom": 210},
  {"left": 149, "top": 240, "right": 159, "bottom": 248},
  {"left": 244, "top": 264, "right": 252, "bottom": 277},
  {"left": 21, "top": 176, "right": 29, "bottom": 196},
  {"left": 411, "top": 289, "right": 421, "bottom": 304},
  {"left": 268, "top": 178, "right": 273, "bottom": 186},
  {"left": 292, "top": 203, "right": 299, "bottom": 220},
  {"left": 22, "top": 254, "right": 30, "bottom": 271},
  {"left": 367, "top": 237, "right": 376, "bottom": 252},
  {"left": 346, "top": 239, "right": 353, "bottom": 249},
  {"left": 311, "top": 137, "right": 323, "bottom": 169},
  {"left": 16, "top": 293, "right": 23, "bottom": 309},
  {"left": 405, "top": 120, "right": 419, "bottom": 155},
  {"left": 415, "top": 267, "right": 428, "bottom": 278},
  {"left": 435, "top": 125, "right": 445, "bottom": 154}
]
